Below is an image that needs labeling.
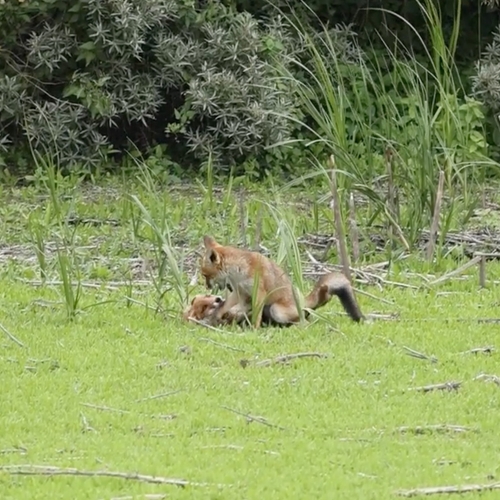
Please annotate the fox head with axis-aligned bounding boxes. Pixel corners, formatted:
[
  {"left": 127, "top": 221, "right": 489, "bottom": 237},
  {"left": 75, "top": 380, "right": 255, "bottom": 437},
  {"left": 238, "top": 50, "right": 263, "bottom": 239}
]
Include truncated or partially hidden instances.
[
  {"left": 200, "top": 235, "right": 228, "bottom": 291},
  {"left": 182, "top": 294, "right": 224, "bottom": 322}
]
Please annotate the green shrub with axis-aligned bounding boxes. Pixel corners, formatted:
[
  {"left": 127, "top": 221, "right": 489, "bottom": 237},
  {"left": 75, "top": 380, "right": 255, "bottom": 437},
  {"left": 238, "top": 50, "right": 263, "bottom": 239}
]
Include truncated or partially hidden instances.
[{"left": 0, "top": 0, "right": 303, "bottom": 174}]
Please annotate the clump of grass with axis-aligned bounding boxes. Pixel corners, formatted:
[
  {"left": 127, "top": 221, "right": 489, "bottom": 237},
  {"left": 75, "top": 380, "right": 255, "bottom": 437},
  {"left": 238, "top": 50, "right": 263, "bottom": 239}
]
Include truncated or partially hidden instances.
[{"left": 271, "top": 0, "right": 496, "bottom": 260}]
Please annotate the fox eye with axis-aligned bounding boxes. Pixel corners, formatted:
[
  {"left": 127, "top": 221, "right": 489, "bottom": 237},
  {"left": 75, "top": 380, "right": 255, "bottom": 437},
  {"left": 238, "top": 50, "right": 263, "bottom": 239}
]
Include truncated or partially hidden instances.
[{"left": 214, "top": 296, "right": 222, "bottom": 303}]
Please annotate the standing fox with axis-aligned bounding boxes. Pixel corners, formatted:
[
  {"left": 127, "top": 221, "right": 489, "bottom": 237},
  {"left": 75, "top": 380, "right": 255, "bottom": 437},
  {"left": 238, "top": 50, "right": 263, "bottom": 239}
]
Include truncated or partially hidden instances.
[{"left": 198, "top": 235, "right": 364, "bottom": 328}]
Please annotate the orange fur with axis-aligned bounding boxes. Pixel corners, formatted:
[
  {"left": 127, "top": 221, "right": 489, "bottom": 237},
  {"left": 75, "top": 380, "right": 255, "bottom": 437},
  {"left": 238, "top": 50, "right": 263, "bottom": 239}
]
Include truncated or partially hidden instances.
[
  {"left": 182, "top": 294, "right": 224, "bottom": 323},
  {"left": 199, "top": 235, "right": 364, "bottom": 328},
  {"left": 182, "top": 294, "right": 247, "bottom": 325}
]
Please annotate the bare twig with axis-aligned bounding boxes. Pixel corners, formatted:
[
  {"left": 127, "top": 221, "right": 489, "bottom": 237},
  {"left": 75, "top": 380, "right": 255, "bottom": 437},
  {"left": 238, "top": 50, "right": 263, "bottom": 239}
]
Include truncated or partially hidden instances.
[
  {"left": 250, "top": 352, "right": 329, "bottom": 367},
  {"left": 0, "top": 446, "right": 27, "bottom": 455},
  {"left": 477, "top": 318, "right": 500, "bottom": 324},
  {"left": 136, "top": 390, "right": 183, "bottom": 403},
  {"left": 408, "top": 381, "right": 461, "bottom": 393},
  {"left": 0, "top": 322, "right": 25, "bottom": 348},
  {"left": 474, "top": 373, "right": 500, "bottom": 386},
  {"left": 81, "top": 403, "right": 130, "bottom": 414},
  {"left": 402, "top": 346, "right": 438, "bottom": 364},
  {"left": 220, "top": 405, "right": 285, "bottom": 430},
  {"left": 396, "top": 482, "right": 500, "bottom": 497},
  {"left": 80, "top": 403, "right": 176, "bottom": 421},
  {"left": 106, "top": 495, "right": 167, "bottom": 500},
  {"left": 459, "top": 346, "right": 494, "bottom": 355},
  {"left": 396, "top": 424, "right": 473, "bottom": 435},
  {"left": 365, "top": 312, "right": 399, "bottom": 321},
  {"left": 0, "top": 465, "right": 215, "bottom": 488}
]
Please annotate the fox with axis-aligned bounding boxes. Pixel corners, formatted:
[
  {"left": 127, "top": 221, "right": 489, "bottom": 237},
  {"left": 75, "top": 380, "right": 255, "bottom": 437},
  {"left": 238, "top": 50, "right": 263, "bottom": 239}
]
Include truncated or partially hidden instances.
[
  {"left": 199, "top": 235, "right": 364, "bottom": 328},
  {"left": 182, "top": 294, "right": 225, "bottom": 323},
  {"left": 182, "top": 293, "right": 248, "bottom": 326}
]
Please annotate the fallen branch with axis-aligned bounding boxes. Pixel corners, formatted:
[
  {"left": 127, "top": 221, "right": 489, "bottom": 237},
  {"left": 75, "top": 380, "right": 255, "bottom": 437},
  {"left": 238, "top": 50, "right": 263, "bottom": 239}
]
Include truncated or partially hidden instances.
[
  {"left": 220, "top": 405, "right": 285, "bottom": 430},
  {"left": 403, "top": 346, "right": 438, "bottom": 364},
  {"left": 136, "top": 389, "right": 183, "bottom": 403},
  {"left": 104, "top": 494, "right": 167, "bottom": 500},
  {"left": 245, "top": 352, "right": 329, "bottom": 368},
  {"left": 474, "top": 373, "right": 500, "bottom": 386},
  {"left": 0, "top": 465, "right": 215, "bottom": 487},
  {"left": 0, "top": 322, "right": 25, "bottom": 348},
  {"left": 0, "top": 446, "right": 27, "bottom": 455},
  {"left": 81, "top": 403, "right": 176, "bottom": 420},
  {"left": 460, "top": 346, "right": 495, "bottom": 355},
  {"left": 396, "top": 481, "right": 500, "bottom": 497},
  {"left": 408, "top": 381, "right": 461, "bottom": 393},
  {"left": 396, "top": 424, "right": 473, "bottom": 435}
]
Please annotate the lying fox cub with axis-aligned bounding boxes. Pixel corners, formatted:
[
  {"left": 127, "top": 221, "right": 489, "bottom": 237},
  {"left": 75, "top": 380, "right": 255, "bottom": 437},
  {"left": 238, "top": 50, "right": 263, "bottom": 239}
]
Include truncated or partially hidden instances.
[{"left": 183, "top": 235, "right": 364, "bottom": 328}]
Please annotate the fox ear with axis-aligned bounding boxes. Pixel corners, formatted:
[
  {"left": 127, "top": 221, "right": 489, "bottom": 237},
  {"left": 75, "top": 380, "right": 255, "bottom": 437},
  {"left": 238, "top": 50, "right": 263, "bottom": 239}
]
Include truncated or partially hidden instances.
[
  {"left": 207, "top": 247, "right": 220, "bottom": 264},
  {"left": 203, "top": 235, "right": 218, "bottom": 249}
]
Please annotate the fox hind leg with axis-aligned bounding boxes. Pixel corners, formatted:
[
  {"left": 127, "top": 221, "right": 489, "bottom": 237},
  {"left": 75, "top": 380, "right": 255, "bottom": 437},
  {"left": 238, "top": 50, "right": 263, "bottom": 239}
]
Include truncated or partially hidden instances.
[{"left": 264, "top": 302, "right": 301, "bottom": 327}]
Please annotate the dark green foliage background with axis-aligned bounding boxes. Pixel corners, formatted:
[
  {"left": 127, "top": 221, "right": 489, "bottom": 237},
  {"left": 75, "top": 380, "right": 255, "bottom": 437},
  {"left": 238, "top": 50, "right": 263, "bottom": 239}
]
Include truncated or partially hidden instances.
[{"left": 0, "top": 0, "right": 499, "bottom": 177}]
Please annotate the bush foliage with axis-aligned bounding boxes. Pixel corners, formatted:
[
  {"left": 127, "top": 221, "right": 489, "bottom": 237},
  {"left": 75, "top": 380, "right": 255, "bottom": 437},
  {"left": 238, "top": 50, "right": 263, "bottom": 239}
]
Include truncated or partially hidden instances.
[
  {"left": 0, "top": 0, "right": 499, "bottom": 177},
  {"left": 0, "top": 0, "right": 307, "bottom": 174}
]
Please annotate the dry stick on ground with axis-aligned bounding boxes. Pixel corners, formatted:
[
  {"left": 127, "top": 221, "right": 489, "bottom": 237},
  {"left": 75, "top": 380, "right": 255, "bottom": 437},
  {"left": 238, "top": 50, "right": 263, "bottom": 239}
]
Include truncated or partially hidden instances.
[
  {"left": 348, "top": 193, "right": 360, "bottom": 263},
  {"left": 403, "top": 346, "right": 438, "bottom": 364},
  {"left": 80, "top": 403, "right": 176, "bottom": 421},
  {"left": 220, "top": 405, "right": 286, "bottom": 430},
  {"left": 459, "top": 346, "right": 495, "bottom": 355},
  {"left": 328, "top": 155, "right": 351, "bottom": 282},
  {"left": 0, "top": 446, "right": 27, "bottom": 455},
  {"left": 426, "top": 170, "right": 445, "bottom": 261},
  {"left": 249, "top": 352, "right": 329, "bottom": 368},
  {"left": 106, "top": 495, "right": 167, "bottom": 500},
  {"left": 408, "top": 381, "right": 461, "bottom": 393},
  {"left": 396, "top": 482, "right": 500, "bottom": 497},
  {"left": 0, "top": 322, "right": 25, "bottom": 348},
  {"left": 474, "top": 373, "right": 500, "bottom": 386},
  {"left": 0, "top": 465, "right": 214, "bottom": 488},
  {"left": 428, "top": 255, "right": 481, "bottom": 286},
  {"left": 396, "top": 424, "right": 473, "bottom": 435},
  {"left": 136, "top": 389, "right": 183, "bottom": 403}
]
